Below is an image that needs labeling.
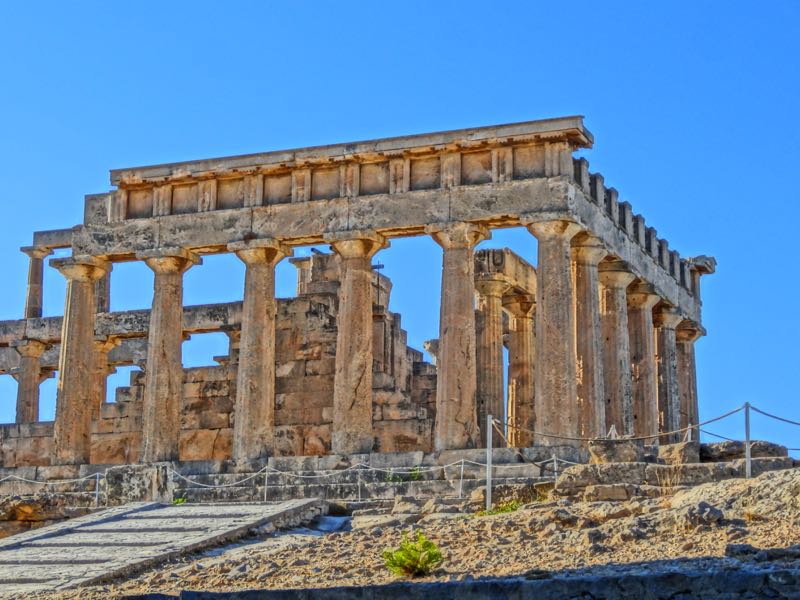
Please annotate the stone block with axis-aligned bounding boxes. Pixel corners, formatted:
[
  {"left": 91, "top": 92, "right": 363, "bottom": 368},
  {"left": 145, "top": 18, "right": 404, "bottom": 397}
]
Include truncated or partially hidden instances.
[
  {"left": 658, "top": 441, "right": 700, "bottom": 465},
  {"left": 588, "top": 438, "right": 645, "bottom": 464},
  {"left": 105, "top": 462, "right": 173, "bottom": 505},
  {"left": 556, "top": 463, "right": 648, "bottom": 494},
  {"left": 179, "top": 428, "right": 232, "bottom": 461},
  {"left": 700, "top": 440, "right": 788, "bottom": 462},
  {"left": 583, "top": 484, "right": 637, "bottom": 502}
]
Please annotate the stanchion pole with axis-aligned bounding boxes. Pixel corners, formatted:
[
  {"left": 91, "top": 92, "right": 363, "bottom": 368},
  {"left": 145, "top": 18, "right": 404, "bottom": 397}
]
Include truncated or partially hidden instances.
[
  {"left": 357, "top": 466, "right": 362, "bottom": 503},
  {"left": 552, "top": 453, "right": 558, "bottom": 481},
  {"left": 263, "top": 469, "right": 269, "bottom": 503},
  {"left": 458, "top": 459, "right": 465, "bottom": 499},
  {"left": 745, "top": 402, "right": 752, "bottom": 478},
  {"left": 486, "top": 414, "right": 493, "bottom": 512},
  {"left": 94, "top": 472, "right": 100, "bottom": 507}
]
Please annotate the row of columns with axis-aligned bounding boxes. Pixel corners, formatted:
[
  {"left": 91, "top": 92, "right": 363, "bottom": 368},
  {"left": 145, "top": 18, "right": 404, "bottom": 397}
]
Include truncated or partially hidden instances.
[{"left": 29, "top": 217, "right": 703, "bottom": 465}]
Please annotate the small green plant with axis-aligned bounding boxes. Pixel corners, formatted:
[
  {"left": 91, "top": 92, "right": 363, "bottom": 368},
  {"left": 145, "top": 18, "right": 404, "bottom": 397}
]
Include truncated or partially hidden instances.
[
  {"left": 172, "top": 494, "right": 187, "bottom": 505},
  {"left": 408, "top": 466, "right": 423, "bottom": 482},
  {"left": 474, "top": 499, "right": 521, "bottom": 517},
  {"left": 385, "top": 471, "right": 403, "bottom": 483},
  {"left": 382, "top": 531, "right": 444, "bottom": 577}
]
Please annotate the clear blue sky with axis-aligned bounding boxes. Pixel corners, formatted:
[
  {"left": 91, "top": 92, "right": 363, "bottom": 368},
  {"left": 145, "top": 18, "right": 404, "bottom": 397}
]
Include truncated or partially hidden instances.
[{"left": 0, "top": 2, "right": 798, "bottom": 451}]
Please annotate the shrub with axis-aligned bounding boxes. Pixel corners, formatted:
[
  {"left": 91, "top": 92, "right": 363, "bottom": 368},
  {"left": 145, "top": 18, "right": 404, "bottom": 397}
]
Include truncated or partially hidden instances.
[
  {"left": 172, "top": 495, "right": 187, "bottom": 505},
  {"left": 408, "top": 466, "right": 423, "bottom": 482},
  {"left": 382, "top": 531, "right": 444, "bottom": 577},
  {"left": 474, "top": 500, "right": 521, "bottom": 517}
]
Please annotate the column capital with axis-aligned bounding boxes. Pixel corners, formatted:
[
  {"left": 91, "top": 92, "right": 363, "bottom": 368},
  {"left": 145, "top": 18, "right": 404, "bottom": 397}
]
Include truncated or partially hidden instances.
[
  {"left": 503, "top": 293, "right": 535, "bottom": 318},
  {"left": 627, "top": 281, "right": 661, "bottom": 310},
  {"left": 525, "top": 219, "right": 582, "bottom": 241},
  {"left": 598, "top": 259, "right": 637, "bottom": 288},
  {"left": 475, "top": 277, "right": 511, "bottom": 298},
  {"left": 21, "top": 246, "right": 53, "bottom": 260},
  {"left": 653, "top": 304, "right": 685, "bottom": 329},
  {"left": 12, "top": 339, "right": 47, "bottom": 358},
  {"left": 137, "top": 247, "right": 201, "bottom": 274},
  {"left": 228, "top": 238, "right": 293, "bottom": 266},
  {"left": 676, "top": 320, "right": 705, "bottom": 343},
  {"left": 324, "top": 230, "right": 388, "bottom": 259},
  {"left": 51, "top": 256, "right": 111, "bottom": 282},
  {"left": 93, "top": 336, "right": 121, "bottom": 353},
  {"left": 426, "top": 222, "right": 490, "bottom": 249},
  {"left": 571, "top": 233, "right": 608, "bottom": 266}
]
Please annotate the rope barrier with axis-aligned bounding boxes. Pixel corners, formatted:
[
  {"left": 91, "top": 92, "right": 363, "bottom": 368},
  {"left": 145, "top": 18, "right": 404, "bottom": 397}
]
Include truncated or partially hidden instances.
[
  {"left": 750, "top": 405, "right": 800, "bottom": 428},
  {"left": 0, "top": 472, "right": 103, "bottom": 485}
]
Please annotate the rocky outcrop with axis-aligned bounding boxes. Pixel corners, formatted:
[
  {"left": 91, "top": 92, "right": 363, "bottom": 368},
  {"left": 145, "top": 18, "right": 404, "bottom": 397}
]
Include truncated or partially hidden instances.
[
  {"left": 0, "top": 493, "right": 91, "bottom": 539},
  {"left": 700, "top": 441, "right": 788, "bottom": 462}
]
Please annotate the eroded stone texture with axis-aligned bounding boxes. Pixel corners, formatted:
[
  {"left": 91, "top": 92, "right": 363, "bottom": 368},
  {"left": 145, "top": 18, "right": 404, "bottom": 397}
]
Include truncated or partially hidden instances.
[
  {"left": 572, "top": 234, "right": 607, "bottom": 439},
  {"left": 504, "top": 294, "right": 535, "bottom": 447},
  {"left": 229, "top": 239, "right": 291, "bottom": 462},
  {"left": 51, "top": 257, "right": 110, "bottom": 465},
  {"left": 326, "top": 231, "right": 387, "bottom": 455},
  {"left": 627, "top": 282, "right": 660, "bottom": 440},
  {"left": 428, "top": 223, "right": 489, "bottom": 450},
  {"left": 654, "top": 305, "right": 684, "bottom": 444},
  {"left": 598, "top": 260, "right": 636, "bottom": 436},
  {"left": 475, "top": 278, "right": 510, "bottom": 443},
  {"left": 676, "top": 322, "right": 702, "bottom": 433},
  {"left": 528, "top": 220, "right": 582, "bottom": 445},
  {"left": 138, "top": 249, "right": 200, "bottom": 463}
]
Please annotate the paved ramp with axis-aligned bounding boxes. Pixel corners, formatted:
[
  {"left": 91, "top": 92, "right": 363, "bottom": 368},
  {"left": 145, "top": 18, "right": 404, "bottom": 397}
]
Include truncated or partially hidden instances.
[{"left": 0, "top": 498, "right": 322, "bottom": 594}]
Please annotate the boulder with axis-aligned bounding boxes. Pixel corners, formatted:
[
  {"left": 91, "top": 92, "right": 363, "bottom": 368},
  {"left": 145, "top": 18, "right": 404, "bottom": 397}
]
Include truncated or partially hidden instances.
[
  {"left": 700, "top": 441, "right": 787, "bottom": 463},
  {"left": 658, "top": 441, "right": 700, "bottom": 465},
  {"left": 674, "top": 501, "right": 723, "bottom": 530},
  {"left": 588, "top": 439, "right": 645, "bottom": 464}
]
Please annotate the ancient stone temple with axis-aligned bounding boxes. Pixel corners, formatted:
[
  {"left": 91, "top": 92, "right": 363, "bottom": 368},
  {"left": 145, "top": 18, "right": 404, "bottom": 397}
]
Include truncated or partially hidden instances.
[{"left": 0, "top": 116, "right": 714, "bottom": 469}]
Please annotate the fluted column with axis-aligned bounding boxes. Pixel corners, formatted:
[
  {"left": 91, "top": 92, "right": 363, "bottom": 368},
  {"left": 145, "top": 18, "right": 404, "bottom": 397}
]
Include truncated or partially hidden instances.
[
  {"left": 228, "top": 238, "right": 292, "bottom": 462},
  {"left": 92, "top": 338, "right": 119, "bottom": 421},
  {"left": 654, "top": 305, "right": 684, "bottom": 444},
  {"left": 51, "top": 256, "right": 110, "bottom": 464},
  {"left": 676, "top": 322, "right": 702, "bottom": 435},
  {"left": 325, "top": 231, "right": 387, "bottom": 455},
  {"left": 22, "top": 247, "right": 52, "bottom": 319},
  {"left": 572, "top": 234, "right": 608, "bottom": 439},
  {"left": 12, "top": 339, "right": 47, "bottom": 423},
  {"left": 427, "top": 222, "right": 490, "bottom": 450},
  {"left": 475, "top": 278, "right": 510, "bottom": 444},
  {"left": 503, "top": 294, "right": 535, "bottom": 447},
  {"left": 598, "top": 260, "right": 637, "bottom": 435},
  {"left": 137, "top": 248, "right": 200, "bottom": 463},
  {"left": 627, "top": 282, "right": 660, "bottom": 439},
  {"left": 527, "top": 220, "right": 581, "bottom": 444}
]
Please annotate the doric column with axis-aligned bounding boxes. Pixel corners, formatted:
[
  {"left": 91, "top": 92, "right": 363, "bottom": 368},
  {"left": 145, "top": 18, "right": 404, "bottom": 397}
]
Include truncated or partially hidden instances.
[
  {"left": 51, "top": 256, "right": 110, "bottom": 465},
  {"left": 12, "top": 339, "right": 47, "bottom": 423},
  {"left": 475, "top": 277, "right": 510, "bottom": 444},
  {"left": 676, "top": 321, "right": 703, "bottom": 434},
  {"left": 627, "top": 282, "right": 660, "bottom": 439},
  {"left": 95, "top": 272, "right": 111, "bottom": 313},
  {"left": 137, "top": 248, "right": 200, "bottom": 463},
  {"left": 503, "top": 294, "right": 535, "bottom": 447},
  {"left": 427, "top": 222, "right": 490, "bottom": 450},
  {"left": 572, "top": 234, "right": 608, "bottom": 439},
  {"left": 22, "top": 247, "right": 52, "bottom": 319},
  {"left": 228, "top": 238, "right": 292, "bottom": 462},
  {"left": 526, "top": 219, "right": 581, "bottom": 444},
  {"left": 325, "top": 231, "right": 387, "bottom": 455},
  {"left": 598, "top": 260, "right": 637, "bottom": 436},
  {"left": 654, "top": 305, "right": 684, "bottom": 444},
  {"left": 92, "top": 338, "right": 119, "bottom": 421}
]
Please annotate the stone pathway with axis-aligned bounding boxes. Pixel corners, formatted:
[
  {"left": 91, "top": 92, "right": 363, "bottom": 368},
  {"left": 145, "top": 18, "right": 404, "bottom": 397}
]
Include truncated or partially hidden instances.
[{"left": 0, "top": 498, "right": 322, "bottom": 595}]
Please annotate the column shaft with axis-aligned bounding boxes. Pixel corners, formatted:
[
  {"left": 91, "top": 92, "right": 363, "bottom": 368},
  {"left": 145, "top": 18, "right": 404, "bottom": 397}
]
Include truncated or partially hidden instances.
[
  {"left": 527, "top": 220, "right": 581, "bottom": 444},
  {"left": 92, "top": 339, "right": 118, "bottom": 421},
  {"left": 676, "top": 324, "right": 701, "bottom": 433},
  {"left": 326, "top": 232, "right": 386, "bottom": 455},
  {"left": 428, "top": 222, "right": 489, "bottom": 450},
  {"left": 475, "top": 279, "right": 509, "bottom": 444},
  {"left": 13, "top": 340, "right": 46, "bottom": 423},
  {"left": 22, "top": 247, "right": 51, "bottom": 319},
  {"left": 654, "top": 306, "right": 683, "bottom": 444},
  {"left": 572, "top": 237, "right": 607, "bottom": 439},
  {"left": 599, "top": 262, "right": 636, "bottom": 435},
  {"left": 229, "top": 240, "right": 290, "bottom": 462},
  {"left": 627, "top": 283, "right": 660, "bottom": 439},
  {"left": 139, "top": 250, "right": 198, "bottom": 463},
  {"left": 51, "top": 257, "right": 109, "bottom": 464},
  {"left": 504, "top": 295, "right": 535, "bottom": 447}
]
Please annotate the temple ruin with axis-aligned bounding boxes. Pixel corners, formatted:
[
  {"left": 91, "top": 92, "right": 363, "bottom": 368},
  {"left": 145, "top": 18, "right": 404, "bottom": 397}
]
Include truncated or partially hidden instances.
[{"left": 0, "top": 116, "right": 715, "bottom": 469}]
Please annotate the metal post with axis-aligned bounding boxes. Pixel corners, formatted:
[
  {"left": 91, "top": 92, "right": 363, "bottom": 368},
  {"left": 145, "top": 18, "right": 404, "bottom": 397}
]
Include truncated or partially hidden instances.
[
  {"left": 458, "top": 459, "right": 465, "bottom": 499},
  {"left": 552, "top": 453, "right": 558, "bottom": 480},
  {"left": 357, "top": 467, "right": 362, "bottom": 503},
  {"left": 486, "top": 414, "right": 493, "bottom": 512},
  {"left": 94, "top": 472, "right": 100, "bottom": 507},
  {"left": 744, "top": 402, "right": 752, "bottom": 478},
  {"left": 263, "top": 469, "right": 268, "bottom": 503}
]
